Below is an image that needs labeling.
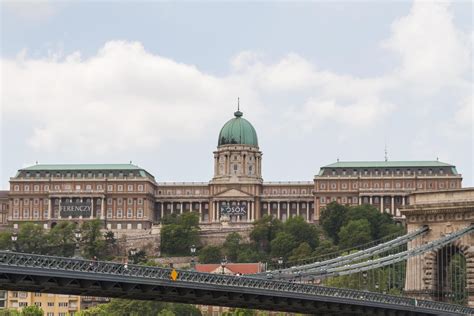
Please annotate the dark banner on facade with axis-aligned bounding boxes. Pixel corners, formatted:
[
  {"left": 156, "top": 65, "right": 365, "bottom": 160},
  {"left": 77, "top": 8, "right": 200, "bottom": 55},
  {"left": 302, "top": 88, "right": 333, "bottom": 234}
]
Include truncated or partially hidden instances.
[
  {"left": 60, "top": 199, "right": 92, "bottom": 218},
  {"left": 220, "top": 202, "right": 247, "bottom": 216}
]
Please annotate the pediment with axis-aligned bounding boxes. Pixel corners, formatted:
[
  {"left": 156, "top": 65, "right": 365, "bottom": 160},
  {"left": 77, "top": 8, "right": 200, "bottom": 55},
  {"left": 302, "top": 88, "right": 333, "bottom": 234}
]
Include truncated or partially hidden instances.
[{"left": 215, "top": 188, "right": 253, "bottom": 198}]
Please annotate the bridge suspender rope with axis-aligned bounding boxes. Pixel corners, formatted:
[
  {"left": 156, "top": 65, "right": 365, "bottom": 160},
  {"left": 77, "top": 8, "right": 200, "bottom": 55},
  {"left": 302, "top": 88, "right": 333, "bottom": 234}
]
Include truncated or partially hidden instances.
[
  {"left": 294, "top": 224, "right": 473, "bottom": 279},
  {"left": 260, "top": 225, "right": 429, "bottom": 277}
]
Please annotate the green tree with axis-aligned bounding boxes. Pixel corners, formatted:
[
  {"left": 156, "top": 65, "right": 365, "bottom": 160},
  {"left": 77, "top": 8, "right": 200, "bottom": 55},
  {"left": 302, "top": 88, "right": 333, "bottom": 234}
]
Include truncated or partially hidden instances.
[
  {"left": 81, "top": 219, "right": 106, "bottom": 259},
  {"left": 270, "top": 232, "right": 297, "bottom": 259},
  {"left": 198, "top": 245, "right": 222, "bottom": 264},
  {"left": 223, "top": 232, "right": 242, "bottom": 262},
  {"left": 236, "top": 244, "right": 262, "bottom": 263},
  {"left": 20, "top": 306, "right": 43, "bottom": 316},
  {"left": 17, "top": 223, "right": 46, "bottom": 254},
  {"left": 160, "top": 212, "right": 200, "bottom": 256},
  {"left": 338, "top": 219, "right": 372, "bottom": 249},
  {"left": 250, "top": 215, "right": 283, "bottom": 253},
  {"left": 312, "top": 239, "right": 339, "bottom": 258},
  {"left": 45, "top": 221, "right": 76, "bottom": 256},
  {"left": 167, "top": 303, "right": 201, "bottom": 316},
  {"left": 0, "top": 231, "right": 12, "bottom": 251},
  {"left": 345, "top": 205, "right": 398, "bottom": 240},
  {"left": 283, "top": 216, "right": 319, "bottom": 249},
  {"left": 289, "top": 242, "right": 313, "bottom": 261},
  {"left": 0, "top": 309, "right": 20, "bottom": 316},
  {"left": 157, "top": 309, "right": 175, "bottom": 316},
  {"left": 319, "top": 202, "right": 349, "bottom": 243}
]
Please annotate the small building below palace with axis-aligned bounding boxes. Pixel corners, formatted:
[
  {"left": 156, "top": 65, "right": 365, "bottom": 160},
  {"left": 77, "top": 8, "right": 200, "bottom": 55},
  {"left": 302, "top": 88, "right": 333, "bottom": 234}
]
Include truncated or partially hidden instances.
[{"left": 0, "top": 110, "right": 464, "bottom": 230}]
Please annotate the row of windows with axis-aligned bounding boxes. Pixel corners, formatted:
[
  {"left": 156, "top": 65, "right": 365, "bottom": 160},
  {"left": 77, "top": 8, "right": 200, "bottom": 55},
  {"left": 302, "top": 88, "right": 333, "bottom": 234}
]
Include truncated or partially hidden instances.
[
  {"left": 262, "top": 202, "right": 313, "bottom": 209},
  {"left": 319, "top": 196, "right": 405, "bottom": 204},
  {"left": 319, "top": 181, "right": 457, "bottom": 190},
  {"left": 263, "top": 188, "right": 312, "bottom": 195},
  {"left": 107, "top": 198, "right": 144, "bottom": 205},
  {"left": 328, "top": 168, "right": 448, "bottom": 176},
  {"left": 12, "top": 183, "right": 145, "bottom": 192},
  {"left": 158, "top": 189, "right": 209, "bottom": 195},
  {"left": 106, "top": 208, "right": 144, "bottom": 219},
  {"left": 22, "top": 170, "right": 140, "bottom": 179}
]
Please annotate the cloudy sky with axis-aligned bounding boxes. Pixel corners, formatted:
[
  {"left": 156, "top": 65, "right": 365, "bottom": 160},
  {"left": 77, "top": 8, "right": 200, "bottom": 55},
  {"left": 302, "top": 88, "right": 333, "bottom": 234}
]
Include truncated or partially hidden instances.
[{"left": 1, "top": 1, "right": 472, "bottom": 189}]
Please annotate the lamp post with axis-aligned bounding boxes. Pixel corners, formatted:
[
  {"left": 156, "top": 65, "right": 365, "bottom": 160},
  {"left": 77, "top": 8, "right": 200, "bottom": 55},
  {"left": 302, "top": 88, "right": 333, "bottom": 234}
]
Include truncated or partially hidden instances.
[
  {"left": 278, "top": 257, "right": 283, "bottom": 279},
  {"left": 375, "top": 282, "right": 380, "bottom": 292},
  {"left": 11, "top": 231, "right": 18, "bottom": 252},
  {"left": 74, "top": 229, "right": 82, "bottom": 259},
  {"left": 190, "top": 244, "right": 196, "bottom": 270},
  {"left": 129, "top": 248, "right": 137, "bottom": 264},
  {"left": 221, "top": 257, "right": 227, "bottom": 274},
  {"left": 362, "top": 271, "right": 368, "bottom": 291}
]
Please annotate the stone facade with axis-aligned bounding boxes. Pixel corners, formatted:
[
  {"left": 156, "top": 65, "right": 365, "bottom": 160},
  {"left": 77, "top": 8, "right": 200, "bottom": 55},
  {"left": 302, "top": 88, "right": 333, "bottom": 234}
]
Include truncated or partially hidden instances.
[
  {"left": 0, "top": 111, "right": 464, "bottom": 231},
  {"left": 401, "top": 188, "right": 474, "bottom": 307}
]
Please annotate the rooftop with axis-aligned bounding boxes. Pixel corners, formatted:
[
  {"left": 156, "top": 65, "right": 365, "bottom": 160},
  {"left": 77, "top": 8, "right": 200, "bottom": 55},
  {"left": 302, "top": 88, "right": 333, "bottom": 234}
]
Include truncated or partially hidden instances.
[
  {"left": 322, "top": 161, "right": 454, "bottom": 168},
  {"left": 20, "top": 164, "right": 143, "bottom": 171}
]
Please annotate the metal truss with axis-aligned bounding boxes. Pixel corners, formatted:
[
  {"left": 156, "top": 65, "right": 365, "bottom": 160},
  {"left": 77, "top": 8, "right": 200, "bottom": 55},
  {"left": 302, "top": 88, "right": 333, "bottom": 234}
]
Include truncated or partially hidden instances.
[
  {"left": 295, "top": 225, "right": 473, "bottom": 279},
  {"left": 0, "top": 247, "right": 472, "bottom": 315},
  {"left": 262, "top": 226, "right": 429, "bottom": 277}
]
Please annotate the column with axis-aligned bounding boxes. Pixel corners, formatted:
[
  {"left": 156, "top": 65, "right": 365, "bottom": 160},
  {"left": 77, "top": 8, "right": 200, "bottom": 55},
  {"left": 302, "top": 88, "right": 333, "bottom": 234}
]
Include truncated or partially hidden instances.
[
  {"left": 180, "top": 202, "right": 183, "bottom": 214},
  {"left": 369, "top": 196, "right": 373, "bottom": 205},
  {"left": 90, "top": 198, "right": 94, "bottom": 219},
  {"left": 402, "top": 196, "right": 406, "bottom": 206},
  {"left": 297, "top": 202, "right": 300, "bottom": 217},
  {"left": 160, "top": 202, "right": 164, "bottom": 219},
  {"left": 286, "top": 202, "right": 290, "bottom": 219},
  {"left": 199, "top": 202, "right": 202, "bottom": 222},
  {"left": 171, "top": 202, "right": 174, "bottom": 214},
  {"left": 391, "top": 196, "right": 395, "bottom": 215},
  {"left": 380, "top": 196, "right": 384, "bottom": 213},
  {"left": 277, "top": 202, "right": 281, "bottom": 220},
  {"left": 358, "top": 196, "right": 362, "bottom": 205},
  {"left": 48, "top": 198, "right": 52, "bottom": 220},
  {"left": 58, "top": 198, "right": 62, "bottom": 219},
  {"left": 101, "top": 197, "right": 105, "bottom": 219},
  {"left": 306, "top": 202, "right": 309, "bottom": 222}
]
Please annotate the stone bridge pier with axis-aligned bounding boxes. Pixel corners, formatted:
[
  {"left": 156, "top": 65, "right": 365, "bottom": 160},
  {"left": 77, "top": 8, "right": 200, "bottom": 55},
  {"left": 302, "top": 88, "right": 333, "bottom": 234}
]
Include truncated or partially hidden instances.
[{"left": 401, "top": 188, "right": 474, "bottom": 307}]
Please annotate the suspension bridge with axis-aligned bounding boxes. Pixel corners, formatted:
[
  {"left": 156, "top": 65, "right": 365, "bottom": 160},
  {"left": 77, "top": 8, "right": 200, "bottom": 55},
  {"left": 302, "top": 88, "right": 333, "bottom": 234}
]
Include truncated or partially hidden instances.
[
  {"left": 0, "top": 224, "right": 472, "bottom": 315},
  {"left": 0, "top": 190, "right": 472, "bottom": 315}
]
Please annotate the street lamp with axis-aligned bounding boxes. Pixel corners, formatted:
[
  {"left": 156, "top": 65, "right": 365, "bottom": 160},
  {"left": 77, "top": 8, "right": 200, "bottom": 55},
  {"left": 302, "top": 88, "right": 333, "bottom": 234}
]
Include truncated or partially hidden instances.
[
  {"left": 375, "top": 282, "right": 380, "bottom": 292},
  {"left": 278, "top": 257, "right": 283, "bottom": 278},
  {"left": 190, "top": 244, "right": 196, "bottom": 270},
  {"left": 362, "top": 271, "right": 368, "bottom": 291},
  {"left": 221, "top": 257, "right": 227, "bottom": 274},
  {"left": 11, "top": 231, "right": 18, "bottom": 252},
  {"left": 74, "top": 229, "right": 82, "bottom": 258}
]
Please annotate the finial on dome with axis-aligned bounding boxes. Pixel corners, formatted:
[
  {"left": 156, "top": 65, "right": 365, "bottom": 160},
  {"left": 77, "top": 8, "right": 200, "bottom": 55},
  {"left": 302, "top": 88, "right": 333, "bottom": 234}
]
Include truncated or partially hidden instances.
[{"left": 234, "top": 97, "right": 243, "bottom": 117}]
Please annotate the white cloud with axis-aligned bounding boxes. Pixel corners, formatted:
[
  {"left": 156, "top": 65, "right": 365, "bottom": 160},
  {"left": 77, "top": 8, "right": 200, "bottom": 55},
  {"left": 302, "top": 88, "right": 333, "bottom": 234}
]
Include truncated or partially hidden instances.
[
  {"left": 383, "top": 1, "right": 471, "bottom": 93},
  {"left": 1, "top": 1, "right": 472, "bottom": 186}
]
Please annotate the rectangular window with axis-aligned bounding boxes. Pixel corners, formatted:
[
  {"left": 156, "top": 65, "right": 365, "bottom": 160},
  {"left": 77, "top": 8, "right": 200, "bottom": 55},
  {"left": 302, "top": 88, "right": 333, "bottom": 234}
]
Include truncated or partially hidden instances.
[
  {"left": 34, "top": 199, "right": 39, "bottom": 205},
  {"left": 14, "top": 199, "right": 19, "bottom": 205},
  {"left": 34, "top": 185, "right": 39, "bottom": 191},
  {"left": 14, "top": 185, "right": 19, "bottom": 191},
  {"left": 127, "top": 185, "right": 133, "bottom": 192},
  {"left": 23, "top": 209, "right": 29, "bottom": 218},
  {"left": 107, "top": 198, "right": 112, "bottom": 205},
  {"left": 137, "top": 208, "right": 143, "bottom": 218},
  {"left": 75, "top": 185, "right": 81, "bottom": 190},
  {"left": 107, "top": 184, "right": 113, "bottom": 191},
  {"left": 24, "top": 199, "right": 29, "bottom": 205},
  {"left": 128, "top": 198, "right": 132, "bottom": 205},
  {"left": 117, "top": 209, "right": 123, "bottom": 218},
  {"left": 24, "top": 185, "right": 29, "bottom": 191},
  {"left": 118, "top": 199, "right": 123, "bottom": 205},
  {"left": 86, "top": 185, "right": 92, "bottom": 190},
  {"left": 58, "top": 302, "right": 68, "bottom": 307},
  {"left": 118, "top": 185, "right": 123, "bottom": 191},
  {"left": 138, "top": 184, "right": 144, "bottom": 191},
  {"left": 14, "top": 209, "right": 19, "bottom": 218},
  {"left": 107, "top": 208, "right": 113, "bottom": 219},
  {"left": 44, "top": 210, "right": 48, "bottom": 218},
  {"left": 127, "top": 208, "right": 133, "bottom": 218},
  {"left": 33, "top": 209, "right": 39, "bottom": 218},
  {"left": 320, "top": 197, "right": 326, "bottom": 203},
  {"left": 138, "top": 198, "right": 143, "bottom": 205},
  {"left": 47, "top": 302, "right": 54, "bottom": 307}
]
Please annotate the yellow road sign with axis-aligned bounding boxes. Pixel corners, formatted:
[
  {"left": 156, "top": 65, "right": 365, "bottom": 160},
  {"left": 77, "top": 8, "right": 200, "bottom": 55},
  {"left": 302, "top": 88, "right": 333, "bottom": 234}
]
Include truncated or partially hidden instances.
[{"left": 170, "top": 269, "right": 178, "bottom": 281}]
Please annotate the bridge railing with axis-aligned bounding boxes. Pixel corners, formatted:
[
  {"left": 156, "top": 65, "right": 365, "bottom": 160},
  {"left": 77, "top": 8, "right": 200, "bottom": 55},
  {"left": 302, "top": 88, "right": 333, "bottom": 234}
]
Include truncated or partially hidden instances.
[{"left": 0, "top": 251, "right": 471, "bottom": 315}]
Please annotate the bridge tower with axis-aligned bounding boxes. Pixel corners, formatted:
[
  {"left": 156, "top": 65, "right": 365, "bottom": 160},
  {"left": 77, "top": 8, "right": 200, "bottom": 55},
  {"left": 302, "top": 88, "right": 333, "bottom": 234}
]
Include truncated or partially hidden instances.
[{"left": 401, "top": 188, "right": 474, "bottom": 307}]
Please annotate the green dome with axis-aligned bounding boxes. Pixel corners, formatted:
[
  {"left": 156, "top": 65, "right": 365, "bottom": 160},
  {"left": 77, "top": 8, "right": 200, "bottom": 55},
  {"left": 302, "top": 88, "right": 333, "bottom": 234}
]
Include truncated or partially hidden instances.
[{"left": 218, "top": 110, "right": 258, "bottom": 147}]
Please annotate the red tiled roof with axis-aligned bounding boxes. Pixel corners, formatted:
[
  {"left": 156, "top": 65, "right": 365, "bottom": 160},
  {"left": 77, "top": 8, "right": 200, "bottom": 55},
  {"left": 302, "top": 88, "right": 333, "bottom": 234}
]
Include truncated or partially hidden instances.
[{"left": 196, "top": 263, "right": 262, "bottom": 275}]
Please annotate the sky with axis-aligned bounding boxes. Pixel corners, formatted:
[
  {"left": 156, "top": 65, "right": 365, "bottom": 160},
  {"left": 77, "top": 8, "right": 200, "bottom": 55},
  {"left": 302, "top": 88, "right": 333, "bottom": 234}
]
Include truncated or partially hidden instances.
[{"left": 0, "top": 1, "right": 473, "bottom": 189}]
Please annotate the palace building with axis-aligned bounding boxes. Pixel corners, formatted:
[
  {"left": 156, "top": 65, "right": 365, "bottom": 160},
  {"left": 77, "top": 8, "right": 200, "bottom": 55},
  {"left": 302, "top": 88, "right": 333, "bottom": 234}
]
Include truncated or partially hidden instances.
[{"left": 0, "top": 109, "right": 463, "bottom": 230}]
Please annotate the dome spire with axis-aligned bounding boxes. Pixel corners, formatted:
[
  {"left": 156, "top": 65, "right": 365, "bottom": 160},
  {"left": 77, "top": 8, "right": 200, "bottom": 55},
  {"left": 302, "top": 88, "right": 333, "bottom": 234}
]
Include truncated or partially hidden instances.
[{"left": 234, "top": 97, "right": 243, "bottom": 117}]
